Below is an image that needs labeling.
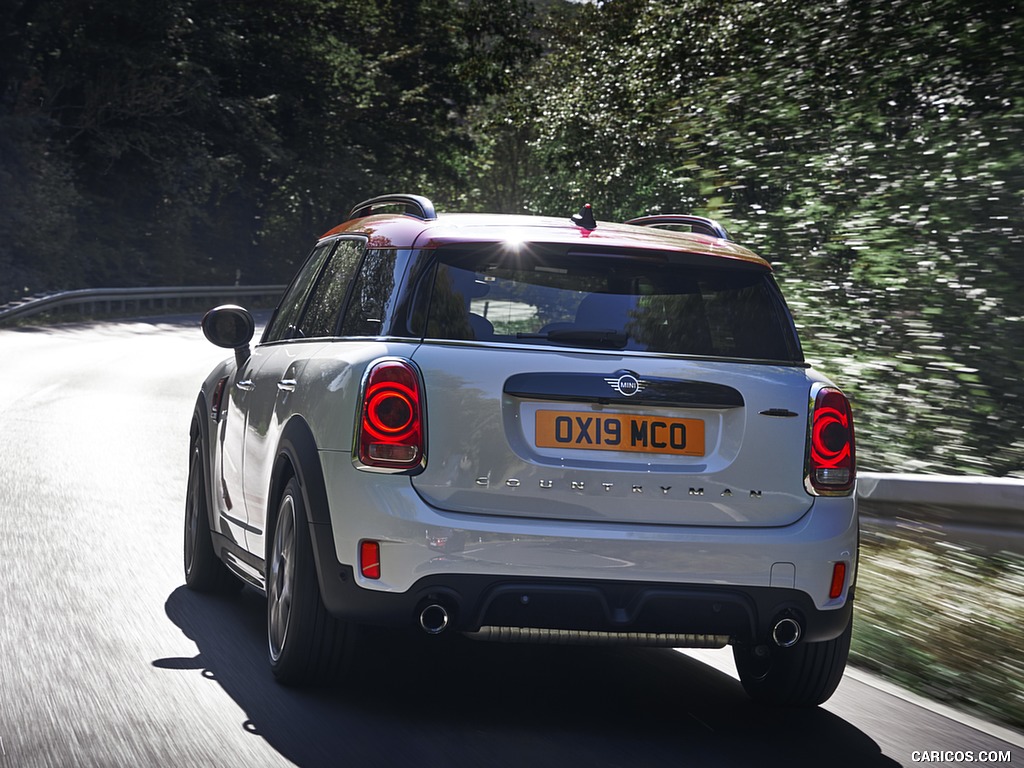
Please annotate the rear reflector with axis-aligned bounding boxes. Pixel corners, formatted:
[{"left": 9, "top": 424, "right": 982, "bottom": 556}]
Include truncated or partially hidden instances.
[
  {"left": 829, "top": 562, "right": 847, "bottom": 600},
  {"left": 360, "top": 541, "right": 381, "bottom": 580}
]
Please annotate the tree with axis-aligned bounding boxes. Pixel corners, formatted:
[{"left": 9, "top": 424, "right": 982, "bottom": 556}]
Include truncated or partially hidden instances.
[
  {"left": 666, "top": 0, "right": 1024, "bottom": 475},
  {"left": 0, "top": 0, "right": 540, "bottom": 299},
  {"left": 471, "top": 0, "right": 1024, "bottom": 475}
]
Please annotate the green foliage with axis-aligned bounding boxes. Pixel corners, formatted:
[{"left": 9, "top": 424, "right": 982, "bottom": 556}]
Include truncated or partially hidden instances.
[
  {"left": 663, "top": 0, "right": 1024, "bottom": 479},
  {"left": 463, "top": 0, "right": 696, "bottom": 218},
  {"left": 465, "top": 0, "right": 1023, "bottom": 476},
  {"left": 0, "top": 113, "right": 81, "bottom": 293},
  {"left": 661, "top": 0, "right": 1024, "bottom": 476},
  {"left": 0, "top": 0, "right": 539, "bottom": 295}
]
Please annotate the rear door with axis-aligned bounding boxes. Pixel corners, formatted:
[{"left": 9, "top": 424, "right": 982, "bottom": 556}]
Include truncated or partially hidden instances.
[
  {"left": 409, "top": 243, "right": 815, "bottom": 528},
  {"left": 239, "top": 238, "right": 363, "bottom": 555},
  {"left": 215, "top": 240, "right": 334, "bottom": 541}
]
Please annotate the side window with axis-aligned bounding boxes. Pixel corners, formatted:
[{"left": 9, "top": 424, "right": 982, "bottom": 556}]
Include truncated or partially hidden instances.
[
  {"left": 338, "top": 249, "right": 400, "bottom": 337},
  {"left": 263, "top": 242, "right": 335, "bottom": 343},
  {"left": 298, "top": 239, "right": 365, "bottom": 338}
]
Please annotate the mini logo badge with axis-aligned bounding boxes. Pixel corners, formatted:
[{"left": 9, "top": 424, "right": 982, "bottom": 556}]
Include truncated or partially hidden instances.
[{"left": 605, "top": 372, "right": 646, "bottom": 397}]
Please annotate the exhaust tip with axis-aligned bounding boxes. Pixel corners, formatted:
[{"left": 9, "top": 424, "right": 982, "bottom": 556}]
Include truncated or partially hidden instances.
[
  {"left": 772, "top": 617, "right": 802, "bottom": 648},
  {"left": 419, "top": 604, "right": 450, "bottom": 635}
]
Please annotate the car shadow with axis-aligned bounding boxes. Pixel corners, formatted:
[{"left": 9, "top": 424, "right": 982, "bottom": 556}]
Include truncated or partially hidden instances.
[{"left": 156, "top": 586, "right": 899, "bottom": 768}]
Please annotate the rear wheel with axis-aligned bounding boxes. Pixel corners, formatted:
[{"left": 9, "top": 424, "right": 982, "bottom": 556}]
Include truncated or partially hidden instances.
[
  {"left": 267, "top": 476, "right": 357, "bottom": 685},
  {"left": 733, "top": 616, "right": 852, "bottom": 707},
  {"left": 183, "top": 426, "right": 239, "bottom": 594}
]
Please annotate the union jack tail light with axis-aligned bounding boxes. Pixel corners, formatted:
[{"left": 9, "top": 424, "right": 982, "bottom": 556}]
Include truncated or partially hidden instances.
[
  {"left": 355, "top": 359, "right": 426, "bottom": 473},
  {"left": 806, "top": 385, "right": 856, "bottom": 496}
]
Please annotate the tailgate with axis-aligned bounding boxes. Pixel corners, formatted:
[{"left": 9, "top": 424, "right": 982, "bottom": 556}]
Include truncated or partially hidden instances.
[{"left": 410, "top": 345, "right": 814, "bottom": 527}]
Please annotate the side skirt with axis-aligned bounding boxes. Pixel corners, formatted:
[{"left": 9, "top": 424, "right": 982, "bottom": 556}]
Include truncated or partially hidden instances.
[{"left": 214, "top": 532, "right": 266, "bottom": 592}]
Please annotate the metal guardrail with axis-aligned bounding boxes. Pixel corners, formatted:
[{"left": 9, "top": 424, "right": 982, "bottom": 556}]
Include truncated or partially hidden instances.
[
  {"left": 0, "top": 285, "right": 286, "bottom": 325},
  {"left": 858, "top": 472, "right": 1024, "bottom": 553}
]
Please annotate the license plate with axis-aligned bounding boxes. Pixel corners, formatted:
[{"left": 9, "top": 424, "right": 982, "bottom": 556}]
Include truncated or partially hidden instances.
[{"left": 535, "top": 410, "right": 705, "bottom": 456}]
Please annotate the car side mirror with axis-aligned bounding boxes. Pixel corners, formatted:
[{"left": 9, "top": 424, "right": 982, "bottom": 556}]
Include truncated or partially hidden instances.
[{"left": 202, "top": 305, "right": 255, "bottom": 369}]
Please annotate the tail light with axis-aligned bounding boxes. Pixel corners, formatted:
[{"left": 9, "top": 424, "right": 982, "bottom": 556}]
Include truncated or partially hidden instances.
[
  {"left": 806, "top": 385, "right": 856, "bottom": 496},
  {"left": 355, "top": 359, "right": 426, "bottom": 473}
]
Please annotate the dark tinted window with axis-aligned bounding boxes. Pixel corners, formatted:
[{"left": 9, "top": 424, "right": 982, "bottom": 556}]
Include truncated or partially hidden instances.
[
  {"left": 299, "top": 239, "right": 365, "bottom": 338},
  {"left": 423, "top": 246, "right": 802, "bottom": 362},
  {"left": 339, "top": 249, "right": 402, "bottom": 337},
  {"left": 263, "top": 242, "right": 335, "bottom": 343}
]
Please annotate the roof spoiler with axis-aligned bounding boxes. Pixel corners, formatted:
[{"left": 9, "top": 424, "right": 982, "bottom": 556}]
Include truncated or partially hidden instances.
[
  {"left": 348, "top": 194, "right": 437, "bottom": 221},
  {"left": 624, "top": 214, "right": 730, "bottom": 241}
]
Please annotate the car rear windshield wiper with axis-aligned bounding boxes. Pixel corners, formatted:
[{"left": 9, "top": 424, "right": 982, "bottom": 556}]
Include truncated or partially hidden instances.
[{"left": 517, "top": 329, "right": 629, "bottom": 349}]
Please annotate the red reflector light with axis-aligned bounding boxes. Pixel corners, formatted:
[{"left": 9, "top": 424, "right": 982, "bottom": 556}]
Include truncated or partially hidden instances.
[
  {"left": 356, "top": 359, "right": 425, "bottom": 472},
  {"left": 829, "top": 562, "right": 847, "bottom": 600},
  {"left": 807, "top": 386, "right": 856, "bottom": 495},
  {"left": 360, "top": 541, "right": 381, "bottom": 580}
]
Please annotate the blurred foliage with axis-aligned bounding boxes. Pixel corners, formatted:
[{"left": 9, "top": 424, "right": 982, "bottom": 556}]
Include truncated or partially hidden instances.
[
  {"left": 853, "top": 532, "right": 1024, "bottom": 730},
  {"left": 2, "top": 0, "right": 1022, "bottom": 475},
  {"left": 466, "top": 0, "right": 1024, "bottom": 476},
  {"left": 662, "top": 0, "right": 1024, "bottom": 478}
]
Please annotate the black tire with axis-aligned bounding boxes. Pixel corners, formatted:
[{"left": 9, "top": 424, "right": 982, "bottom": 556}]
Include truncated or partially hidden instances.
[
  {"left": 733, "top": 615, "right": 853, "bottom": 707},
  {"left": 183, "top": 426, "right": 240, "bottom": 594},
  {"left": 267, "top": 476, "right": 358, "bottom": 686}
]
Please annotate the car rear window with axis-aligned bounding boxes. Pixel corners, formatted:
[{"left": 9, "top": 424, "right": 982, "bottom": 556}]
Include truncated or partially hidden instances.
[{"left": 420, "top": 245, "right": 803, "bottom": 362}]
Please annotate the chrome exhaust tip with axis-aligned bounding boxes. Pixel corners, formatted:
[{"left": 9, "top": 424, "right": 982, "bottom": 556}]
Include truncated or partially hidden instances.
[
  {"left": 419, "top": 604, "right": 450, "bottom": 635},
  {"left": 771, "top": 617, "right": 802, "bottom": 648}
]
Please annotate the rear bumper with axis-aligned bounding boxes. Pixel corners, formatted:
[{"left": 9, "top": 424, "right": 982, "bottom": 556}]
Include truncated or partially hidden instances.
[
  {"left": 309, "top": 535, "right": 854, "bottom": 644},
  {"left": 309, "top": 457, "right": 858, "bottom": 645}
]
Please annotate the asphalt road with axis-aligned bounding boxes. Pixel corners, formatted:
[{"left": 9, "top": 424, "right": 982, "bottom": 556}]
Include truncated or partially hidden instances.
[{"left": 0, "top": 316, "right": 1019, "bottom": 768}]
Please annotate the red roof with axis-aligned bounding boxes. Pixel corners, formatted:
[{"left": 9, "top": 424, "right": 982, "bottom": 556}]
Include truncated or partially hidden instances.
[{"left": 320, "top": 212, "right": 769, "bottom": 268}]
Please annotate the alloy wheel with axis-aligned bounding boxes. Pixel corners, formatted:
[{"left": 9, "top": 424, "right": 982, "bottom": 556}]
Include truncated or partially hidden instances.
[{"left": 268, "top": 494, "right": 297, "bottom": 662}]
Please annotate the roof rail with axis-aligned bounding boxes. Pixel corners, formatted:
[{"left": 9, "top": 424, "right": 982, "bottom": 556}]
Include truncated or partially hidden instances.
[
  {"left": 347, "top": 194, "right": 437, "bottom": 221},
  {"left": 624, "top": 214, "right": 730, "bottom": 241}
]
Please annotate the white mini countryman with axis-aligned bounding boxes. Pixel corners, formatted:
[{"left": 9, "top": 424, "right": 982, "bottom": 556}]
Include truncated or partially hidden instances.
[{"left": 186, "top": 194, "right": 857, "bottom": 706}]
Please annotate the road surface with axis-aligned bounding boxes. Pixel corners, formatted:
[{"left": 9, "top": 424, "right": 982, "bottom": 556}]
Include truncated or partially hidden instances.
[{"left": 0, "top": 317, "right": 1018, "bottom": 767}]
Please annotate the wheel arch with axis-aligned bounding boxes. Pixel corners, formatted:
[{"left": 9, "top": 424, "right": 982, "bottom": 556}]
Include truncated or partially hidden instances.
[
  {"left": 190, "top": 392, "right": 218, "bottom": 533},
  {"left": 267, "top": 415, "right": 343, "bottom": 613},
  {"left": 268, "top": 416, "right": 333, "bottom": 562}
]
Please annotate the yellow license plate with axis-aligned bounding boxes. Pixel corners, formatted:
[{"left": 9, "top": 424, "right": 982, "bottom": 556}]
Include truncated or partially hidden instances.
[{"left": 535, "top": 410, "right": 705, "bottom": 456}]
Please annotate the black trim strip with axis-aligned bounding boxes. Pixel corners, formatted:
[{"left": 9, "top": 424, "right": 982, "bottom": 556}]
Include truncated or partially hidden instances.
[
  {"left": 213, "top": 533, "right": 264, "bottom": 572},
  {"left": 504, "top": 370, "right": 744, "bottom": 409},
  {"left": 219, "top": 510, "right": 261, "bottom": 534}
]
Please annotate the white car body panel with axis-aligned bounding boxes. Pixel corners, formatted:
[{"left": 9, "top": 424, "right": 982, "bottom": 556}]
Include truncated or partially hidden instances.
[
  {"left": 409, "top": 342, "right": 817, "bottom": 528},
  {"left": 239, "top": 340, "right": 329, "bottom": 555}
]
